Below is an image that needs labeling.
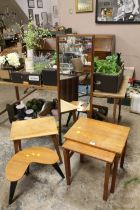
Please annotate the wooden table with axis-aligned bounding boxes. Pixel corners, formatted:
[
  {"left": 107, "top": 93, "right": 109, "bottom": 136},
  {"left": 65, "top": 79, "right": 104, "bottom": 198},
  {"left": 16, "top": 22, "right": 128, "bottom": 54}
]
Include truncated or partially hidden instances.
[
  {"left": 10, "top": 116, "right": 62, "bottom": 163},
  {"left": 93, "top": 76, "right": 129, "bottom": 123},
  {"left": 64, "top": 117, "right": 130, "bottom": 192}
]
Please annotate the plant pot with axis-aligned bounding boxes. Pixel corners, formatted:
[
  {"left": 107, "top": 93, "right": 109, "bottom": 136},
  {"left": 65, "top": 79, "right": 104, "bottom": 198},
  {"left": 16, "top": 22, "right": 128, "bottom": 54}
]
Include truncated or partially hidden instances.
[
  {"left": 10, "top": 71, "right": 42, "bottom": 85},
  {"left": 93, "top": 67, "right": 124, "bottom": 93},
  {"left": 42, "top": 69, "right": 57, "bottom": 86},
  {"left": 25, "top": 58, "right": 34, "bottom": 73},
  {"left": 0, "top": 69, "right": 11, "bottom": 81}
]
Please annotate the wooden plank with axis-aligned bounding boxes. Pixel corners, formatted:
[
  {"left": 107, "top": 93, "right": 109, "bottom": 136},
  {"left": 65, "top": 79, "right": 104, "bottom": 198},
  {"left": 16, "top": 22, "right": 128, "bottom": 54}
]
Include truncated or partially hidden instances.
[
  {"left": 10, "top": 116, "right": 58, "bottom": 141},
  {"left": 61, "top": 99, "right": 77, "bottom": 113},
  {"left": 63, "top": 140, "right": 115, "bottom": 163},
  {"left": 0, "top": 80, "right": 57, "bottom": 91},
  {"left": 64, "top": 117, "right": 130, "bottom": 154}
]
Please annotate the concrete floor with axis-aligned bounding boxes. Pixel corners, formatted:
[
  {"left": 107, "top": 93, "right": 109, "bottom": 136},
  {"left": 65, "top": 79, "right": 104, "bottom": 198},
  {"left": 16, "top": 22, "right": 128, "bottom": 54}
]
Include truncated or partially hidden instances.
[{"left": 0, "top": 86, "right": 140, "bottom": 210}]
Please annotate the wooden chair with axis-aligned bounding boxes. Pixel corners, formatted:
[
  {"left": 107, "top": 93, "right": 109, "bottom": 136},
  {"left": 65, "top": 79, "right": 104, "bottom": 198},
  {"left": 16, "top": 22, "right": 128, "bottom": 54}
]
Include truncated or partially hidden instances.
[
  {"left": 6, "top": 147, "right": 65, "bottom": 204},
  {"left": 62, "top": 140, "right": 115, "bottom": 201}
]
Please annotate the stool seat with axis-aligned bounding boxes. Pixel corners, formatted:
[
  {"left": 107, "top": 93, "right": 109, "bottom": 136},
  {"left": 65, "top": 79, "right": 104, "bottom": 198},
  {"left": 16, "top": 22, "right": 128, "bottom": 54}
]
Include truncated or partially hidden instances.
[
  {"left": 6, "top": 147, "right": 65, "bottom": 204},
  {"left": 6, "top": 147, "right": 59, "bottom": 182}
]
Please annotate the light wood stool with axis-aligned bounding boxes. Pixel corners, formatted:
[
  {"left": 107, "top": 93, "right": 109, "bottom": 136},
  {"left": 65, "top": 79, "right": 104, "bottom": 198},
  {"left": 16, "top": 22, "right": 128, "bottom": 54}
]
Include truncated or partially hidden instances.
[
  {"left": 62, "top": 140, "right": 115, "bottom": 201},
  {"left": 6, "top": 147, "right": 65, "bottom": 204},
  {"left": 10, "top": 116, "right": 62, "bottom": 163}
]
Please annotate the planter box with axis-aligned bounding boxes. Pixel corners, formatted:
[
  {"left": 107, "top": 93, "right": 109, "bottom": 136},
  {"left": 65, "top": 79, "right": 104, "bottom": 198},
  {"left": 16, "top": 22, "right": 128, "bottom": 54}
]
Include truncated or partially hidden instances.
[
  {"left": 94, "top": 68, "right": 124, "bottom": 93},
  {"left": 42, "top": 69, "right": 57, "bottom": 86},
  {"left": 10, "top": 71, "right": 42, "bottom": 85},
  {"left": 0, "top": 69, "right": 11, "bottom": 81}
]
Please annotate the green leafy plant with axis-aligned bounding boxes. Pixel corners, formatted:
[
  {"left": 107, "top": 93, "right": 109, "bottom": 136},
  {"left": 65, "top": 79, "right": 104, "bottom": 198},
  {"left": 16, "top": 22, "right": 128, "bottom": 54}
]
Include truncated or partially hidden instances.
[
  {"left": 94, "top": 54, "right": 123, "bottom": 75},
  {"left": 21, "top": 21, "right": 52, "bottom": 49},
  {"left": 124, "top": 177, "right": 140, "bottom": 188}
]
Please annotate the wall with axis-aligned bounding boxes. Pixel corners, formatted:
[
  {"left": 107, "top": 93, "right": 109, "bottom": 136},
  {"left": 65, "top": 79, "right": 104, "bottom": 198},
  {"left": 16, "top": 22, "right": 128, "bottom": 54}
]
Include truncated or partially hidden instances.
[
  {"left": 0, "top": 0, "right": 28, "bottom": 26},
  {"left": 58, "top": 0, "right": 140, "bottom": 79},
  {"left": 16, "top": 0, "right": 59, "bottom": 26}
]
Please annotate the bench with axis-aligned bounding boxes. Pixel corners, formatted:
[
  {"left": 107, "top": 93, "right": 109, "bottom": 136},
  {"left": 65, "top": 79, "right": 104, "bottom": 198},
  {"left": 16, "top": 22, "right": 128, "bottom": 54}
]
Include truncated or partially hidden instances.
[{"left": 62, "top": 140, "right": 116, "bottom": 201}]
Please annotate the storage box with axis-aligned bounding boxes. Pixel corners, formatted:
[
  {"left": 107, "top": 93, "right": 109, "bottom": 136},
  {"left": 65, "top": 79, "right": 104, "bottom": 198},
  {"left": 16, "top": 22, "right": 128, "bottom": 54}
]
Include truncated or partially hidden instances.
[
  {"left": 0, "top": 69, "right": 11, "bottom": 81},
  {"left": 10, "top": 71, "right": 42, "bottom": 85},
  {"left": 94, "top": 68, "right": 124, "bottom": 93},
  {"left": 42, "top": 69, "right": 57, "bottom": 86}
]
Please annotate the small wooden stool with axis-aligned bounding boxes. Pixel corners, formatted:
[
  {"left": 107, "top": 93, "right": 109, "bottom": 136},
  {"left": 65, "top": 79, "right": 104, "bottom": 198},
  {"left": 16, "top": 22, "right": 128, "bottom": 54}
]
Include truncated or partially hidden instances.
[
  {"left": 62, "top": 140, "right": 115, "bottom": 201},
  {"left": 6, "top": 147, "right": 65, "bottom": 204},
  {"left": 10, "top": 116, "right": 62, "bottom": 163}
]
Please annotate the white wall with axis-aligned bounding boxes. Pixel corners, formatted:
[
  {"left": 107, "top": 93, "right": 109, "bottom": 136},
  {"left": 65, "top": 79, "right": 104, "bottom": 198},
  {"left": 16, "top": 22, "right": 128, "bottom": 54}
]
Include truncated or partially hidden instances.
[
  {"left": 58, "top": 0, "right": 140, "bottom": 79},
  {"left": 15, "top": 0, "right": 59, "bottom": 26}
]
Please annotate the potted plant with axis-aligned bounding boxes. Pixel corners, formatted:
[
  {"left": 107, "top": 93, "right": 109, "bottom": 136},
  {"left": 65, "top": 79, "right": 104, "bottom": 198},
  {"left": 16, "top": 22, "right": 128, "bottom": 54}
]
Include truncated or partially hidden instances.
[
  {"left": 94, "top": 53, "right": 124, "bottom": 93},
  {"left": 0, "top": 52, "right": 23, "bottom": 81}
]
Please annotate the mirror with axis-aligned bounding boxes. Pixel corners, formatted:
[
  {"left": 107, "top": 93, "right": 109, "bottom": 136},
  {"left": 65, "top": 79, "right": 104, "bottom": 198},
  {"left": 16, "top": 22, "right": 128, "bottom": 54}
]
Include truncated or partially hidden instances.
[{"left": 56, "top": 34, "right": 94, "bottom": 144}]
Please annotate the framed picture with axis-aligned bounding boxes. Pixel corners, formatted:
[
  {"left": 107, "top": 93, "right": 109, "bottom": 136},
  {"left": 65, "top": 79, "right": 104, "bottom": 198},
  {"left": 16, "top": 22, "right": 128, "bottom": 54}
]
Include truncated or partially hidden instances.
[
  {"left": 96, "top": 0, "right": 140, "bottom": 24},
  {"left": 28, "top": 0, "right": 35, "bottom": 8},
  {"left": 37, "top": 0, "right": 43, "bottom": 8},
  {"left": 35, "top": 14, "right": 40, "bottom": 26},
  {"left": 28, "top": 9, "right": 34, "bottom": 20},
  {"left": 41, "top": 12, "right": 48, "bottom": 25},
  {"left": 75, "top": 0, "right": 93, "bottom": 13},
  {"left": 53, "top": 5, "right": 59, "bottom": 18}
]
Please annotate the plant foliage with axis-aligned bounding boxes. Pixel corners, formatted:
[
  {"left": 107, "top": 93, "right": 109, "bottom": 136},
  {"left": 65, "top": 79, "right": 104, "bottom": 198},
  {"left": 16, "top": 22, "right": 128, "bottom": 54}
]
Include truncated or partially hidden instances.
[{"left": 94, "top": 53, "right": 123, "bottom": 75}]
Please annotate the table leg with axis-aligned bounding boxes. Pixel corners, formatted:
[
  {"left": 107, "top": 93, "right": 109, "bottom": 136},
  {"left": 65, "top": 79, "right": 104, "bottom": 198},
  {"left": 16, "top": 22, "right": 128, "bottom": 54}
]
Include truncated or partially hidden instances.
[
  {"left": 113, "top": 98, "right": 117, "bottom": 123},
  {"left": 118, "top": 99, "right": 122, "bottom": 123},
  {"left": 80, "top": 154, "right": 84, "bottom": 163},
  {"left": 110, "top": 155, "right": 119, "bottom": 193},
  {"left": 52, "top": 135, "right": 62, "bottom": 163},
  {"left": 15, "top": 86, "right": 20, "bottom": 101},
  {"left": 103, "top": 163, "right": 111, "bottom": 201},
  {"left": 63, "top": 148, "right": 71, "bottom": 185},
  {"left": 72, "top": 110, "right": 77, "bottom": 123},
  {"left": 120, "top": 141, "right": 127, "bottom": 168},
  {"left": 13, "top": 140, "right": 21, "bottom": 153},
  {"left": 66, "top": 112, "right": 72, "bottom": 127}
]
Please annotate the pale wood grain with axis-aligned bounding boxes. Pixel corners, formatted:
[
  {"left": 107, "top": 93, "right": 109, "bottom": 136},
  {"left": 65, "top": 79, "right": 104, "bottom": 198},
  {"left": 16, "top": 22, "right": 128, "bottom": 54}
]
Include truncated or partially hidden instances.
[
  {"left": 61, "top": 99, "right": 77, "bottom": 113},
  {"left": 63, "top": 140, "right": 115, "bottom": 163},
  {"left": 6, "top": 147, "right": 59, "bottom": 181},
  {"left": 10, "top": 116, "right": 58, "bottom": 141},
  {"left": 64, "top": 117, "right": 130, "bottom": 154}
]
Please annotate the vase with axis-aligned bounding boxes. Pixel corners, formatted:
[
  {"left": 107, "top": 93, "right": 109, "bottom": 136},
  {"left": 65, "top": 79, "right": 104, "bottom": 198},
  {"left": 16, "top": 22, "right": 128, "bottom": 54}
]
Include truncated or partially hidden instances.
[
  {"left": 25, "top": 58, "right": 34, "bottom": 73},
  {"left": 27, "top": 49, "right": 34, "bottom": 59}
]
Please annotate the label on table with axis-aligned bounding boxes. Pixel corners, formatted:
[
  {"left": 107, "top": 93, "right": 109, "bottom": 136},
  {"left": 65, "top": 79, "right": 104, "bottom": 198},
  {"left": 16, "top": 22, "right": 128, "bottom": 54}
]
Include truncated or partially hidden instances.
[
  {"left": 89, "top": 141, "right": 96, "bottom": 145},
  {"left": 29, "top": 75, "right": 40, "bottom": 81}
]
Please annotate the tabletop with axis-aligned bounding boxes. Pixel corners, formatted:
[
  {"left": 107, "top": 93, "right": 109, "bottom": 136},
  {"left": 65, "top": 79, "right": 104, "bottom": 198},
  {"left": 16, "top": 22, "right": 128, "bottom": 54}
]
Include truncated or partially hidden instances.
[
  {"left": 64, "top": 117, "right": 130, "bottom": 154},
  {"left": 10, "top": 116, "right": 58, "bottom": 141}
]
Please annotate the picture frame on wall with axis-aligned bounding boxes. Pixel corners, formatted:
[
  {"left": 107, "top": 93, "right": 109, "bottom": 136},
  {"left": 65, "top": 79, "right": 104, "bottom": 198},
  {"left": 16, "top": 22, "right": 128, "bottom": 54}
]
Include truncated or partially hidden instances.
[
  {"left": 37, "top": 0, "right": 43, "bottom": 8},
  {"left": 75, "top": 0, "right": 93, "bottom": 13},
  {"left": 53, "top": 5, "right": 59, "bottom": 18},
  {"left": 28, "top": 9, "right": 34, "bottom": 20},
  {"left": 41, "top": 12, "right": 48, "bottom": 26},
  {"left": 96, "top": 0, "right": 140, "bottom": 24},
  {"left": 35, "top": 14, "right": 40, "bottom": 26},
  {"left": 28, "top": 0, "right": 35, "bottom": 8}
]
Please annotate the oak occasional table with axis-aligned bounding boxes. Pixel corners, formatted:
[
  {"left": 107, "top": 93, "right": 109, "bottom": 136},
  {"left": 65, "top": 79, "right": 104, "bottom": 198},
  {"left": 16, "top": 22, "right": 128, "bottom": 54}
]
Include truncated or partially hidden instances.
[
  {"left": 10, "top": 116, "right": 62, "bottom": 163},
  {"left": 63, "top": 117, "right": 130, "bottom": 194}
]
